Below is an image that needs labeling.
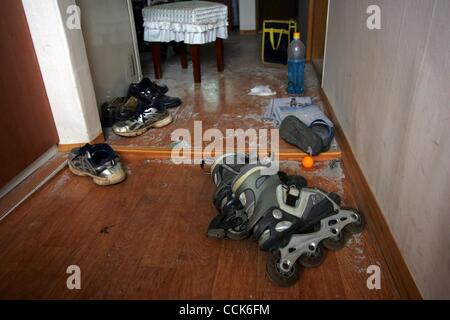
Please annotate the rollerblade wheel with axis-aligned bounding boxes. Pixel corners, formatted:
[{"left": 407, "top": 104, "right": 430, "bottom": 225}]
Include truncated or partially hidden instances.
[
  {"left": 322, "top": 232, "right": 347, "bottom": 251},
  {"left": 266, "top": 252, "right": 301, "bottom": 287},
  {"left": 299, "top": 244, "right": 327, "bottom": 268},
  {"left": 344, "top": 209, "right": 365, "bottom": 235}
]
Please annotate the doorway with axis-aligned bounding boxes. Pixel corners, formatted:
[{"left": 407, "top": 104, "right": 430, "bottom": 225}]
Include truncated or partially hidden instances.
[
  {"left": 257, "top": 0, "right": 299, "bottom": 32},
  {"left": 306, "top": 0, "right": 328, "bottom": 81}
]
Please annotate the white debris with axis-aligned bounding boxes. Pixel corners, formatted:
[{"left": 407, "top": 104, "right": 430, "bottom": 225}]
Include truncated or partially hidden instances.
[{"left": 248, "top": 85, "right": 276, "bottom": 96}]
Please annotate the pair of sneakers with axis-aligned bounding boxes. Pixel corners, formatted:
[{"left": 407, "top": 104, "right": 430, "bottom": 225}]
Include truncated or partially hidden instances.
[
  {"left": 102, "top": 78, "right": 181, "bottom": 137},
  {"left": 68, "top": 143, "right": 126, "bottom": 186}
]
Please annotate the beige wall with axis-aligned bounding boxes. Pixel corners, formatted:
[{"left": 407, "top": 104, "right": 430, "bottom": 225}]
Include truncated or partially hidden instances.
[
  {"left": 77, "top": 0, "right": 141, "bottom": 108},
  {"left": 323, "top": 0, "right": 450, "bottom": 299}
]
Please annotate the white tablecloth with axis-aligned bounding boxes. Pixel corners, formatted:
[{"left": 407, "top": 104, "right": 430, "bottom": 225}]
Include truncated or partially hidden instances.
[{"left": 142, "top": 1, "right": 228, "bottom": 44}]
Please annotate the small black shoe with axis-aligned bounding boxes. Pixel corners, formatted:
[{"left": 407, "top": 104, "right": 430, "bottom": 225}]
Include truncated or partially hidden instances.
[
  {"left": 137, "top": 90, "right": 182, "bottom": 109},
  {"left": 68, "top": 143, "right": 126, "bottom": 186},
  {"left": 101, "top": 97, "right": 127, "bottom": 127},
  {"left": 116, "top": 96, "right": 139, "bottom": 122},
  {"left": 280, "top": 116, "right": 334, "bottom": 156},
  {"left": 154, "top": 94, "right": 182, "bottom": 109},
  {"left": 100, "top": 97, "right": 139, "bottom": 127},
  {"left": 128, "top": 77, "right": 168, "bottom": 97}
]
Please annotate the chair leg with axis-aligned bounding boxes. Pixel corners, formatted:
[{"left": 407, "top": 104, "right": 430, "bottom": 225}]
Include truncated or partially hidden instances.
[
  {"left": 215, "top": 38, "right": 224, "bottom": 72},
  {"left": 190, "top": 44, "right": 201, "bottom": 83},
  {"left": 179, "top": 42, "right": 188, "bottom": 69},
  {"left": 151, "top": 42, "right": 162, "bottom": 79}
]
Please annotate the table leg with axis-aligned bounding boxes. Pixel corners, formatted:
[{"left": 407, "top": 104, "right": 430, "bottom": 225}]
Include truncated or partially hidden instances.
[
  {"left": 190, "top": 44, "right": 201, "bottom": 83},
  {"left": 215, "top": 38, "right": 224, "bottom": 72},
  {"left": 151, "top": 42, "right": 162, "bottom": 79},
  {"left": 179, "top": 42, "right": 188, "bottom": 69}
]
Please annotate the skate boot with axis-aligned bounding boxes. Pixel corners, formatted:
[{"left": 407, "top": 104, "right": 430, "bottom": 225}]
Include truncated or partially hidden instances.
[
  {"left": 207, "top": 160, "right": 308, "bottom": 240},
  {"left": 262, "top": 189, "right": 365, "bottom": 287},
  {"left": 210, "top": 153, "right": 249, "bottom": 211},
  {"left": 209, "top": 161, "right": 364, "bottom": 287},
  {"left": 207, "top": 153, "right": 249, "bottom": 239}
]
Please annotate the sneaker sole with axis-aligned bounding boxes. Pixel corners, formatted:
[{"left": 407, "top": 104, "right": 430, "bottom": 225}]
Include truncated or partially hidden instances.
[
  {"left": 280, "top": 116, "right": 323, "bottom": 156},
  {"left": 113, "top": 113, "right": 173, "bottom": 137},
  {"left": 68, "top": 161, "right": 127, "bottom": 186}
]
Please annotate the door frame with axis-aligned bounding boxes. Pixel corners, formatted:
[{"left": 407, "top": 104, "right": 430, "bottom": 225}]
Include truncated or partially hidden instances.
[
  {"left": 127, "top": 0, "right": 143, "bottom": 81},
  {"left": 306, "top": 0, "right": 329, "bottom": 84}
]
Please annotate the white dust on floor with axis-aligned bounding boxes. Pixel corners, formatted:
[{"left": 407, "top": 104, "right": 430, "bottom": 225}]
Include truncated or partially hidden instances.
[{"left": 48, "top": 170, "right": 71, "bottom": 195}]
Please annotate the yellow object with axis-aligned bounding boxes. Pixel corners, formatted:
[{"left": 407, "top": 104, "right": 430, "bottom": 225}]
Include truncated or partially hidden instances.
[
  {"left": 262, "top": 20, "right": 297, "bottom": 64},
  {"left": 302, "top": 156, "right": 314, "bottom": 169},
  {"left": 294, "top": 32, "right": 300, "bottom": 39}
]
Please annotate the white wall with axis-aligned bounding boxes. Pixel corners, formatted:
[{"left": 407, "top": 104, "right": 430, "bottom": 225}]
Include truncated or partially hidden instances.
[
  {"left": 22, "top": 0, "right": 102, "bottom": 145},
  {"left": 323, "top": 0, "right": 450, "bottom": 299},
  {"left": 239, "top": 0, "right": 256, "bottom": 30}
]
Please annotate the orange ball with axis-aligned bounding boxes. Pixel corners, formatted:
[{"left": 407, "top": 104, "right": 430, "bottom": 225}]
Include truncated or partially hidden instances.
[{"left": 302, "top": 156, "right": 314, "bottom": 169}]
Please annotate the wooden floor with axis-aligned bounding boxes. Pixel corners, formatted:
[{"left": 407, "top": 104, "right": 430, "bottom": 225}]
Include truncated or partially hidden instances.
[
  {"left": 0, "top": 34, "right": 402, "bottom": 299},
  {"left": 105, "top": 34, "right": 340, "bottom": 155},
  {"left": 0, "top": 155, "right": 401, "bottom": 299}
]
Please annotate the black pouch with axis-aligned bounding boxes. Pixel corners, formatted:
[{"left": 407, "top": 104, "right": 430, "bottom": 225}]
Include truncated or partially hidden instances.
[{"left": 262, "top": 20, "right": 297, "bottom": 65}]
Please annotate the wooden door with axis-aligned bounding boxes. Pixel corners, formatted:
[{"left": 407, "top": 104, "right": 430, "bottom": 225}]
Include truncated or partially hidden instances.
[
  {"left": 0, "top": 0, "right": 59, "bottom": 189},
  {"left": 307, "top": 0, "right": 328, "bottom": 80}
]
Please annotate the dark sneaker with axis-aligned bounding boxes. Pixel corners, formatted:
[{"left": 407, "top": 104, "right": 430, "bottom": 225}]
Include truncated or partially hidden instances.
[
  {"left": 101, "top": 97, "right": 127, "bottom": 127},
  {"left": 112, "top": 101, "right": 173, "bottom": 137},
  {"left": 136, "top": 89, "right": 182, "bottom": 109},
  {"left": 101, "top": 96, "right": 139, "bottom": 127},
  {"left": 154, "top": 94, "right": 182, "bottom": 109},
  {"left": 116, "top": 96, "right": 138, "bottom": 122},
  {"left": 68, "top": 143, "right": 126, "bottom": 186},
  {"left": 280, "top": 116, "right": 334, "bottom": 156},
  {"left": 128, "top": 77, "right": 168, "bottom": 97}
]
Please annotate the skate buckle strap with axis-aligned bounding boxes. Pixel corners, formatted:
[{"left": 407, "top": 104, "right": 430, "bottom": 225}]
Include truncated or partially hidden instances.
[{"left": 286, "top": 186, "right": 300, "bottom": 207}]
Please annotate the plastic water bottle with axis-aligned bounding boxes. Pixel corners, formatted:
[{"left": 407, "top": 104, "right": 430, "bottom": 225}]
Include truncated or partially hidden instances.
[{"left": 287, "top": 32, "right": 306, "bottom": 94}]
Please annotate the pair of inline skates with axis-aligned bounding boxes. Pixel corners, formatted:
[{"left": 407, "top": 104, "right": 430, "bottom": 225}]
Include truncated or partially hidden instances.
[{"left": 207, "top": 153, "right": 365, "bottom": 287}]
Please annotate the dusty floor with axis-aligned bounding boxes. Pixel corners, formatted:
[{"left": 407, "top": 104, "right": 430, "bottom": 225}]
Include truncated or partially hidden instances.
[
  {"left": 105, "top": 33, "right": 339, "bottom": 153},
  {"left": 0, "top": 156, "right": 400, "bottom": 299},
  {"left": 0, "top": 34, "right": 401, "bottom": 299}
]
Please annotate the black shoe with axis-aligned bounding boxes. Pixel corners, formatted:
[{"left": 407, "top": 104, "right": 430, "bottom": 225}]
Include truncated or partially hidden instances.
[
  {"left": 137, "top": 90, "right": 182, "bottom": 109},
  {"left": 280, "top": 116, "right": 334, "bottom": 156},
  {"left": 101, "top": 97, "right": 126, "bottom": 127},
  {"left": 128, "top": 77, "right": 168, "bottom": 97},
  {"left": 101, "top": 97, "right": 139, "bottom": 127}
]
